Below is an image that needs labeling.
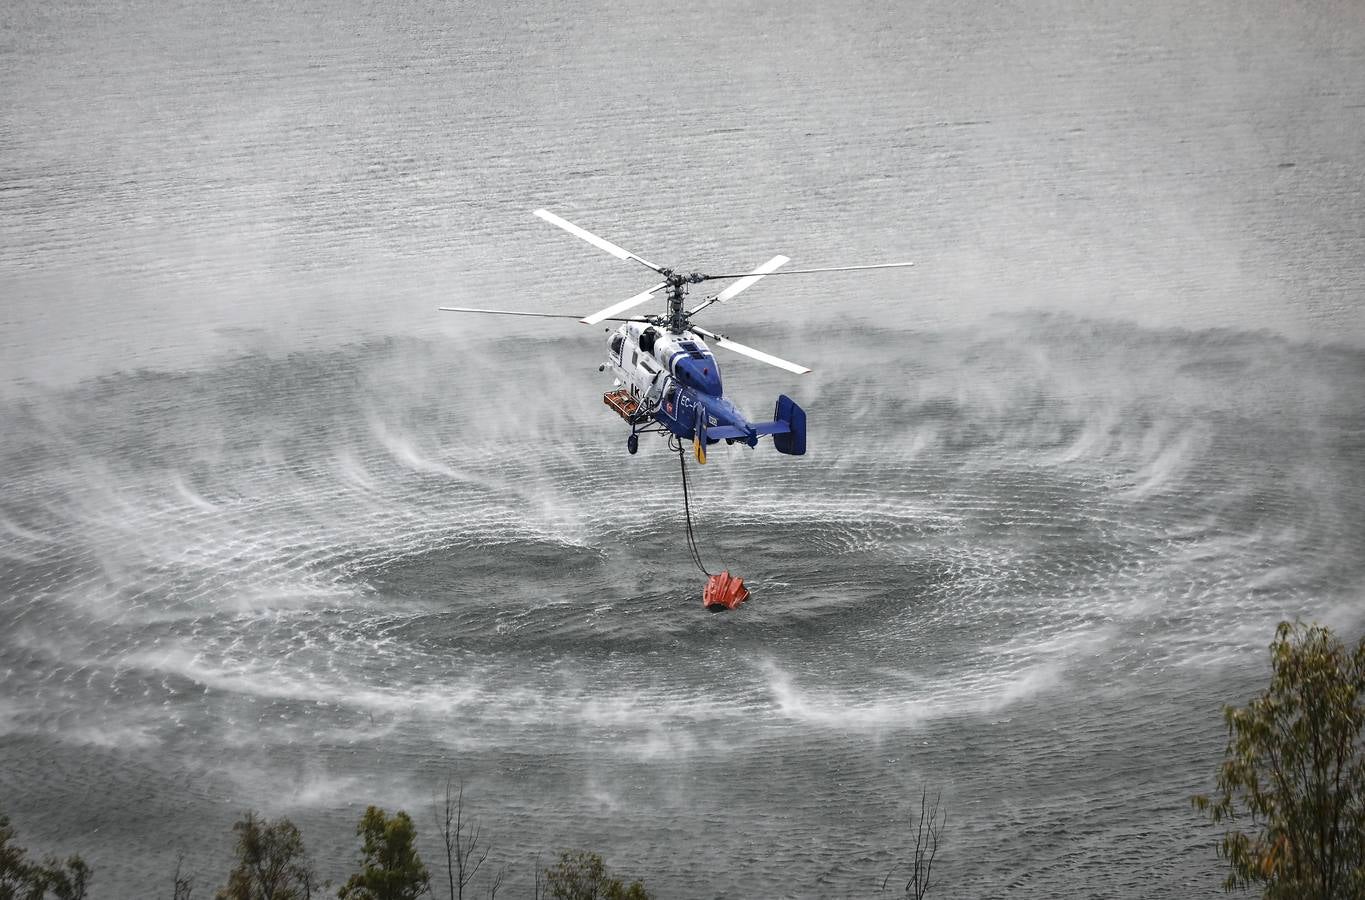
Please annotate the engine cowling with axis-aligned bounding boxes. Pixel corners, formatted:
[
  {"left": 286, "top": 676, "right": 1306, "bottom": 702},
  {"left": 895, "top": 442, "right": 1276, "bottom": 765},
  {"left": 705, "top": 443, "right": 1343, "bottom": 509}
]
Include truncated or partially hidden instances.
[{"left": 656, "top": 333, "right": 721, "bottom": 395}]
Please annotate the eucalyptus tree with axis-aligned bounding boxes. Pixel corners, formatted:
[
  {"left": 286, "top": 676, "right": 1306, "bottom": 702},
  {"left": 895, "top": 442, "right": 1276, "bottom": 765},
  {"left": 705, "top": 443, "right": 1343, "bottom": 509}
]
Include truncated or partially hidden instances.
[
  {"left": 214, "top": 813, "right": 316, "bottom": 900},
  {"left": 337, "top": 807, "right": 429, "bottom": 900},
  {"left": 1194, "top": 621, "right": 1365, "bottom": 898},
  {"left": 542, "top": 851, "right": 649, "bottom": 900}
]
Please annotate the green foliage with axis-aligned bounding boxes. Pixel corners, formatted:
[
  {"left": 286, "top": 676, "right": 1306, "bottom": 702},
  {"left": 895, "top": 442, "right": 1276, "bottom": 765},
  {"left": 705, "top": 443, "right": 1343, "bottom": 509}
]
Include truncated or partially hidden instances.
[
  {"left": 215, "top": 813, "right": 316, "bottom": 900},
  {"left": 337, "top": 807, "right": 429, "bottom": 900},
  {"left": 1193, "top": 621, "right": 1365, "bottom": 898},
  {"left": 543, "top": 851, "right": 649, "bottom": 900},
  {"left": 31, "top": 857, "right": 89, "bottom": 900},
  {"left": 0, "top": 811, "right": 32, "bottom": 900},
  {"left": 0, "top": 811, "right": 90, "bottom": 900}
]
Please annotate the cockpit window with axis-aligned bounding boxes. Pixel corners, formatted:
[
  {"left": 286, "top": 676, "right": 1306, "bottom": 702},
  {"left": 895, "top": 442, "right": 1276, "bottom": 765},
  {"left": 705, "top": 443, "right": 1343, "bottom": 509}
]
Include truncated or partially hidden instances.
[{"left": 610, "top": 334, "right": 624, "bottom": 356}]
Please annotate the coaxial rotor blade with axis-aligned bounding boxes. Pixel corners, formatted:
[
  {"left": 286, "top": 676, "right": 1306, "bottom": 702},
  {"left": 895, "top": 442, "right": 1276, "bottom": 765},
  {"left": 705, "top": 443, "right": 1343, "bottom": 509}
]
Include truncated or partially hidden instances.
[
  {"left": 439, "top": 306, "right": 647, "bottom": 322},
  {"left": 534, "top": 209, "right": 666, "bottom": 274},
  {"left": 442, "top": 305, "right": 597, "bottom": 320},
  {"left": 691, "top": 325, "right": 811, "bottom": 375},
  {"left": 579, "top": 281, "right": 669, "bottom": 325},
  {"left": 714, "top": 255, "right": 790, "bottom": 303},
  {"left": 702, "top": 261, "right": 914, "bottom": 279}
]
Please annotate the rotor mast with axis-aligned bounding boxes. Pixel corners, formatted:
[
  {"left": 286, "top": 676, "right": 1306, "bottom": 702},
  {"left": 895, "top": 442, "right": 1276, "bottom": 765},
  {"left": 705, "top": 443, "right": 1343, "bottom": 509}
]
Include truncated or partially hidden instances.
[{"left": 662, "top": 271, "right": 702, "bottom": 333}]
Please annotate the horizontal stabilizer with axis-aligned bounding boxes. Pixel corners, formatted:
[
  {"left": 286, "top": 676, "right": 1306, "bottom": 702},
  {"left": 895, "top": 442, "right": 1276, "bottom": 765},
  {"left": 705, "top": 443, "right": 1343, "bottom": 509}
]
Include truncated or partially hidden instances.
[
  {"left": 752, "top": 421, "right": 792, "bottom": 436},
  {"left": 707, "top": 425, "right": 751, "bottom": 440}
]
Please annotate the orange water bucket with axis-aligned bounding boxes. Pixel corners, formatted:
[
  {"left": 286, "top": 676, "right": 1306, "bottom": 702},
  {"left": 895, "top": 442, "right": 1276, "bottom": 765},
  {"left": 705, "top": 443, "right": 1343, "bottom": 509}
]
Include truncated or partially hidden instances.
[{"left": 702, "top": 571, "right": 749, "bottom": 610}]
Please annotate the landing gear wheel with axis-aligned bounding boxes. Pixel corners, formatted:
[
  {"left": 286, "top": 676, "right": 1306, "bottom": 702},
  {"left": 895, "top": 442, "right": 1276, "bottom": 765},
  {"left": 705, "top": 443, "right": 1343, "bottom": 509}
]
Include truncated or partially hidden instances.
[{"left": 627, "top": 433, "right": 639, "bottom": 455}]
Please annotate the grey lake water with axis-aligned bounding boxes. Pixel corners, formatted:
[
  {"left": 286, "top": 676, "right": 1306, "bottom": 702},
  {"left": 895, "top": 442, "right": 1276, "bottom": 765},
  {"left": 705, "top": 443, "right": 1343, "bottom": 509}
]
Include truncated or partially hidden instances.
[{"left": 3, "top": 1, "right": 1364, "bottom": 897}]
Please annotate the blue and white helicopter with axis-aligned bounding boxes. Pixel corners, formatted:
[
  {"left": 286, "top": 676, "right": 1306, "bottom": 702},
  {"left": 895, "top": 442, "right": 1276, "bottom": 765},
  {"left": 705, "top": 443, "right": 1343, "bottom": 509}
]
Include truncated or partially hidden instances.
[{"left": 441, "top": 209, "right": 912, "bottom": 464}]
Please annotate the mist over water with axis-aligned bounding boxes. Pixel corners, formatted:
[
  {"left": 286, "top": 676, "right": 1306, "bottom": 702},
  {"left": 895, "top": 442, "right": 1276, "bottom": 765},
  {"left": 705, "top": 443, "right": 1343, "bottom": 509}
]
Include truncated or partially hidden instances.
[
  {"left": 5, "top": 320, "right": 1364, "bottom": 896},
  {"left": 4, "top": 0, "right": 1365, "bottom": 896}
]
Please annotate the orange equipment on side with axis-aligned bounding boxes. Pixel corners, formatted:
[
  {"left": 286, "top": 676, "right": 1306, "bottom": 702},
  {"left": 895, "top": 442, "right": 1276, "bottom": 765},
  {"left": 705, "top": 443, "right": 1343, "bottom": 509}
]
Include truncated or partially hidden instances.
[
  {"left": 703, "top": 571, "right": 749, "bottom": 611},
  {"left": 603, "top": 389, "right": 639, "bottom": 421}
]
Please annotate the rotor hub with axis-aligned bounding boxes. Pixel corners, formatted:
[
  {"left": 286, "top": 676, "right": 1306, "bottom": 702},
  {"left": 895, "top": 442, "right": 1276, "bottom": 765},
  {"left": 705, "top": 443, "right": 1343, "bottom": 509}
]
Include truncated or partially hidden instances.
[{"left": 664, "top": 275, "right": 693, "bottom": 332}]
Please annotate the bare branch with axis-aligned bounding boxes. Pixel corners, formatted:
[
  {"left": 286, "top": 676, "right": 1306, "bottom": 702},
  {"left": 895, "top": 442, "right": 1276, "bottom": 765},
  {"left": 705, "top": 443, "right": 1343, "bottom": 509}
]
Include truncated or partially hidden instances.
[
  {"left": 434, "top": 776, "right": 492, "bottom": 900},
  {"left": 435, "top": 779, "right": 457, "bottom": 900},
  {"left": 880, "top": 861, "right": 902, "bottom": 892},
  {"left": 890, "top": 787, "right": 946, "bottom": 900},
  {"left": 172, "top": 852, "right": 194, "bottom": 900},
  {"left": 487, "top": 863, "right": 508, "bottom": 900}
]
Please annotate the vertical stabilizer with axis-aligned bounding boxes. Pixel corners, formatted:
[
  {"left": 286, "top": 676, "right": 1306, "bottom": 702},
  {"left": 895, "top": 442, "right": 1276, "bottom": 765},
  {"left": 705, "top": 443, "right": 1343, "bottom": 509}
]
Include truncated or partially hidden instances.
[{"left": 772, "top": 394, "right": 807, "bottom": 456}]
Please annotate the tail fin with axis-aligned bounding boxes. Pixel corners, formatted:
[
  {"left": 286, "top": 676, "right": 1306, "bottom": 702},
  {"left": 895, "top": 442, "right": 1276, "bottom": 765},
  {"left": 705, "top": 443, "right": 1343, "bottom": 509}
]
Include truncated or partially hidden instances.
[{"left": 772, "top": 394, "right": 806, "bottom": 456}]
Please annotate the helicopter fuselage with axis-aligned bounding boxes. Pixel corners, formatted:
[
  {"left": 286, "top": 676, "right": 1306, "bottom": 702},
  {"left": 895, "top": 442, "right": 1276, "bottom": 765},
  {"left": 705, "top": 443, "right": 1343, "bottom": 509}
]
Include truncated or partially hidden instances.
[{"left": 604, "top": 321, "right": 762, "bottom": 448}]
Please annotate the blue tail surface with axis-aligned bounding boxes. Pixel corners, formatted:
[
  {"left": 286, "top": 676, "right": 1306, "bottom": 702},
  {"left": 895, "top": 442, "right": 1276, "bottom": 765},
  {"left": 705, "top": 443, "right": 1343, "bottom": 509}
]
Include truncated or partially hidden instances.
[{"left": 752, "top": 394, "right": 806, "bottom": 455}]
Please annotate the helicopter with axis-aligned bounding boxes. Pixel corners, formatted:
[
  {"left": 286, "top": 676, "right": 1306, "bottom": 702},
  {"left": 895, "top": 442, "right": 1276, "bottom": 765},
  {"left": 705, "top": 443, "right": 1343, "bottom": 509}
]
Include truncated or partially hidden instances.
[{"left": 440, "top": 209, "right": 912, "bottom": 464}]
